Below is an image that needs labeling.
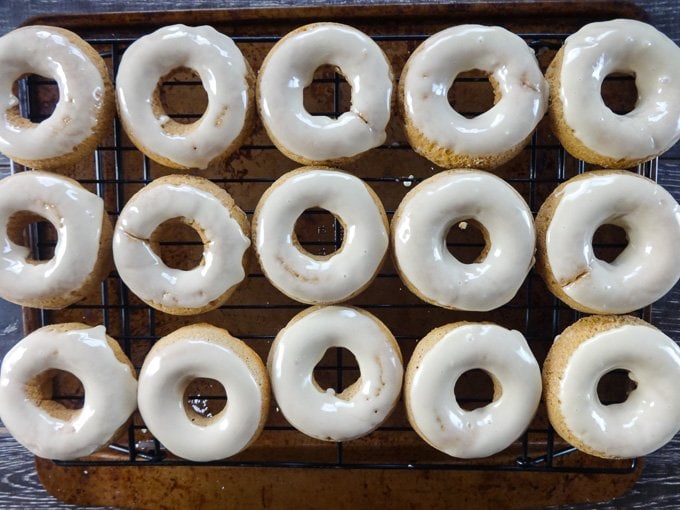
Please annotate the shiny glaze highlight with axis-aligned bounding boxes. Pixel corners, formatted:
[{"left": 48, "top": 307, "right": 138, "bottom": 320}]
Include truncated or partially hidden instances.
[
  {"left": 257, "top": 23, "right": 393, "bottom": 163},
  {"left": 116, "top": 24, "right": 251, "bottom": 169},
  {"left": 0, "top": 26, "right": 107, "bottom": 163},
  {"left": 405, "top": 323, "right": 541, "bottom": 459},
  {"left": 113, "top": 176, "right": 250, "bottom": 313},
  {"left": 267, "top": 306, "right": 403, "bottom": 442},
  {"left": 0, "top": 171, "right": 105, "bottom": 306},
  {"left": 558, "top": 19, "right": 680, "bottom": 160},
  {"left": 555, "top": 323, "right": 680, "bottom": 458},
  {"left": 401, "top": 25, "right": 548, "bottom": 157},
  {"left": 544, "top": 171, "right": 680, "bottom": 313},
  {"left": 0, "top": 324, "right": 137, "bottom": 460},
  {"left": 137, "top": 324, "right": 268, "bottom": 462},
  {"left": 253, "top": 168, "right": 388, "bottom": 304},
  {"left": 392, "top": 170, "right": 535, "bottom": 311}
]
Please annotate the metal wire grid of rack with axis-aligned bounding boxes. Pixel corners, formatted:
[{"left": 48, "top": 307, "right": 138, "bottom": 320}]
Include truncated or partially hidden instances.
[{"left": 13, "top": 29, "right": 650, "bottom": 475}]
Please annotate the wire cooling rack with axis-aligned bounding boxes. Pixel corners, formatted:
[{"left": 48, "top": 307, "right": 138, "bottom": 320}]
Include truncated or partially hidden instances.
[{"left": 14, "top": 27, "right": 653, "bottom": 475}]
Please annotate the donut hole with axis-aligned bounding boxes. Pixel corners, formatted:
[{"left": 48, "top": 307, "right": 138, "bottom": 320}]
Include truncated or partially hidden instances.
[
  {"left": 154, "top": 66, "right": 208, "bottom": 129},
  {"left": 448, "top": 69, "right": 497, "bottom": 118},
  {"left": 600, "top": 72, "right": 638, "bottom": 115},
  {"left": 313, "top": 347, "right": 360, "bottom": 397},
  {"left": 150, "top": 218, "right": 205, "bottom": 270},
  {"left": 183, "top": 377, "right": 227, "bottom": 425},
  {"left": 11, "top": 73, "right": 59, "bottom": 125},
  {"left": 28, "top": 369, "right": 85, "bottom": 418},
  {"left": 446, "top": 220, "right": 488, "bottom": 264},
  {"left": 454, "top": 369, "right": 497, "bottom": 411},
  {"left": 596, "top": 369, "right": 638, "bottom": 406},
  {"left": 303, "top": 65, "right": 351, "bottom": 118},
  {"left": 592, "top": 224, "right": 628, "bottom": 263},
  {"left": 293, "top": 208, "right": 344, "bottom": 258},
  {"left": 6, "top": 211, "right": 57, "bottom": 263}
]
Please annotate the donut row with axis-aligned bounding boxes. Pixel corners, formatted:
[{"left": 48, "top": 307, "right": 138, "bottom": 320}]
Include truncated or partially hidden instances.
[
  {"left": 1, "top": 20, "right": 679, "bottom": 171},
  {"left": 1, "top": 168, "right": 679, "bottom": 315},
  {"left": 1, "top": 311, "right": 678, "bottom": 462}
]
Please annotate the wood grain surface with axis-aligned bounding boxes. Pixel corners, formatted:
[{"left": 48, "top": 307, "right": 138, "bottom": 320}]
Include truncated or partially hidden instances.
[{"left": 0, "top": 1, "right": 678, "bottom": 509}]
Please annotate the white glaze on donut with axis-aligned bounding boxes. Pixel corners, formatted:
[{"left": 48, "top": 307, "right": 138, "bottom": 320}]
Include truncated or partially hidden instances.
[
  {"left": 138, "top": 324, "right": 268, "bottom": 462},
  {"left": 543, "top": 171, "right": 680, "bottom": 313},
  {"left": 392, "top": 170, "right": 535, "bottom": 311},
  {"left": 0, "top": 171, "right": 106, "bottom": 306},
  {"left": 113, "top": 176, "right": 250, "bottom": 313},
  {"left": 405, "top": 323, "right": 541, "bottom": 458},
  {"left": 557, "top": 19, "right": 680, "bottom": 161},
  {"left": 0, "top": 26, "right": 108, "bottom": 163},
  {"left": 258, "top": 23, "right": 393, "bottom": 163},
  {"left": 268, "top": 306, "right": 403, "bottom": 442},
  {"left": 116, "top": 25, "right": 251, "bottom": 169},
  {"left": 553, "top": 322, "right": 680, "bottom": 458},
  {"left": 253, "top": 168, "right": 388, "bottom": 304},
  {"left": 401, "top": 25, "right": 547, "bottom": 158},
  {"left": 0, "top": 324, "right": 137, "bottom": 460}
]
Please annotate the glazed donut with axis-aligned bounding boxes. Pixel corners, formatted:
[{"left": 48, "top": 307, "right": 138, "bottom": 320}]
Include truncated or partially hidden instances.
[
  {"left": 543, "top": 315, "right": 680, "bottom": 458},
  {"left": 399, "top": 25, "right": 548, "bottom": 169},
  {"left": 405, "top": 322, "right": 541, "bottom": 458},
  {"left": 138, "top": 323, "right": 269, "bottom": 462},
  {"left": 0, "top": 171, "right": 112, "bottom": 309},
  {"left": 257, "top": 23, "right": 393, "bottom": 165},
  {"left": 113, "top": 175, "right": 250, "bottom": 315},
  {"left": 391, "top": 170, "right": 535, "bottom": 311},
  {"left": 268, "top": 306, "right": 403, "bottom": 442},
  {"left": 0, "top": 323, "right": 137, "bottom": 460},
  {"left": 0, "top": 26, "right": 114, "bottom": 169},
  {"left": 535, "top": 170, "right": 680, "bottom": 314},
  {"left": 547, "top": 20, "right": 680, "bottom": 168},
  {"left": 253, "top": 168, "right": 389, "bottom": 304},
  {"left": 116, "top": 24, "right": 253, "bottom": 170}
]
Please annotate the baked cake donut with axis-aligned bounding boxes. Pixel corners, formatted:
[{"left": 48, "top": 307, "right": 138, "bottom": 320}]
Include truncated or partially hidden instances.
[
  {"left": 543, "top": 315, "right": 680, "bottom": 459},
  {"left": 405, "top": 322, "right": 541, "bottom": 458},
  {"left": 391, "top": 170, "right": 535, "bottom": 311},
  {"left": 399, "top": 25, "right": 548, "bottom": 169},
  {"left": 535, "top": 170, "right": 680, "bottom": 314},
  {"left": 268, "top": 306, "right": 403, "bottom": 442},
  {"left": 113, "top": 175, "right": 250, "bottom": 315},
  {"left": 116, "top": 24, "right": 254, "bottom": 170},
  {"left": 138, "top": 323, "right": 269, "bottom": 462},
  {"left": 0, "top": 171, "right": 112, "bottom": 309},
  {"left": 0, "top": 323, "right": 137, "bottom": 460},
  {"left": 257, "top": 23, "right": 393, "bottom": 165},
  {"left": 0, "top": 26, "right": 113, "bottom": 169},
  {"left": 253, "top": 167, "right": 389, "bottom": 304},
  {"left": 547, "top": 19, "right": 680, "bottom": 168}
]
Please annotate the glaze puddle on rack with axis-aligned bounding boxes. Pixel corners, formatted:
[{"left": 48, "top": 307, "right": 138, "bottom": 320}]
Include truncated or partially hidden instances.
[{"left": 17, "top": 2, "right": 651, "bottom": 508}]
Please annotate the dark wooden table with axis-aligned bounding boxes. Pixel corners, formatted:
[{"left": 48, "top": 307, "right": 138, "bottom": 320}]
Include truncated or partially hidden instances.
[{"left": 0, "top": 1, "right": 678, "bottom": 508}]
